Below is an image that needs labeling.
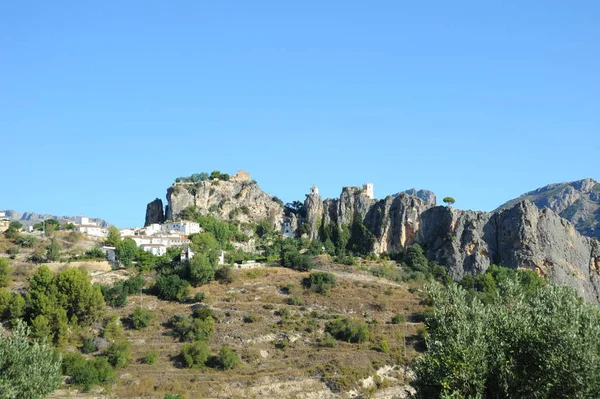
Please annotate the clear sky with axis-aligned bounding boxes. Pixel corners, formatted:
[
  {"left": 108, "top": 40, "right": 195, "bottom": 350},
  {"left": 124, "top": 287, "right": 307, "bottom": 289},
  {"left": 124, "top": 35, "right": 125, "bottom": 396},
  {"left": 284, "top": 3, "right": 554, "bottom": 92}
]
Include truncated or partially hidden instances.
[{"left": 1, "top": 1, "right": 598, "bottom": 227}]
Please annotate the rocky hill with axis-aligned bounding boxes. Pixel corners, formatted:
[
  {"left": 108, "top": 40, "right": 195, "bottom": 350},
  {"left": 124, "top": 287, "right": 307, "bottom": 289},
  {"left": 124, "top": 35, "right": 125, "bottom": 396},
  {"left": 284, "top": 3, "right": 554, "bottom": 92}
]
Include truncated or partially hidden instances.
[
  {"left": 2, "top": 210, "right": 111, "bottom": 228},
  {"left": 145, "top": 171, "right": 285, "bottom": 229},
  {"left": 496, "top": 178, "right": 600, "bottom": 240},
  {"left": 303, "top": 186, "right": 600, "bottom": 304},
  {"left": 146, "top": 173, "right": 600, "bottom": 304}
]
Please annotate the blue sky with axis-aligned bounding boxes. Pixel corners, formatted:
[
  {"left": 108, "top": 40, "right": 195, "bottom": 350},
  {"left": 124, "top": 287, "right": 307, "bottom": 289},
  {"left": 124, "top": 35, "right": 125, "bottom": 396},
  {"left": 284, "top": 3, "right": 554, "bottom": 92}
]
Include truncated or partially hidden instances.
[{"left": 1, "top": 1, "right": 598, "bottom": 227}]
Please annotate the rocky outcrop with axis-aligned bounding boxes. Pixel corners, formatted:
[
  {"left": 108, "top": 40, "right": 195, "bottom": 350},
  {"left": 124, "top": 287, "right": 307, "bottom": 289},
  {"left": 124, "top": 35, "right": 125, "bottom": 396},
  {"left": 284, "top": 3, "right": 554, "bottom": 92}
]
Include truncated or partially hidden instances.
[
  {"left": 144, "top": 198, "right": 165, "bottom": 226},
  {"left": 496, "top": 178, "right": 600, "bottom": 240},
  {"left": 401, "top": 189, "right": 437, "bottom": 206},
  {"left": 303, "top": 191, "right": 323, "bottom": 240},
  {"left": 165, "top": 180, "right": 284, "bottom": 228},
  {"left": 418, "top": 201, "right": 600, "bottom": 304}
]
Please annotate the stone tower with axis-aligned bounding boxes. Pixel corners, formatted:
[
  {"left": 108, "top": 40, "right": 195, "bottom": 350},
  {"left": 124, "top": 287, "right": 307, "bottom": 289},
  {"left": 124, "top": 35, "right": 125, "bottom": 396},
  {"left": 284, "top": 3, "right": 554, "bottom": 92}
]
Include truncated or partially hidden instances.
[{"left": 363, "top": 183, "right": 374, "bottom": 199}]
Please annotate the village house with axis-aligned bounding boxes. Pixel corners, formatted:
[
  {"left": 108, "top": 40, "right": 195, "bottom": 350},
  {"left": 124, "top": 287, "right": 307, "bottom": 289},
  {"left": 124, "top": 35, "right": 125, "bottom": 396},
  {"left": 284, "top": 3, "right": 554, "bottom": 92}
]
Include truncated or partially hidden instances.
[
  {"left": 162, "top": 221, "right": 201, "bottom": 235},
  {"left": 0, "top": 211, "right": 10, "bottom": 233},
  {"left": 75, "top": 216, "right": 108, "bottom": 238}
]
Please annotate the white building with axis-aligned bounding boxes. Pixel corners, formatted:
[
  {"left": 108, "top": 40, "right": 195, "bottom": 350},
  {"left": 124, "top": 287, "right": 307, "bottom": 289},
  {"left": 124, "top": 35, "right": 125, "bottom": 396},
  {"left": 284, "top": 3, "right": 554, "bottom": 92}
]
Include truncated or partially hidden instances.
[
  {"left": 162, "top": 221, "right": 201, "bottom": 235},
  {"left": 140, "top": 244, "right": 167, "bottom": 256},
  {"left": 75, "top": 217, "right": 108, "bottom": 238},
  {"left": 310, "top": 185, "right": 319, "bottom": 195},
  {"left": 0, "top": 211, "right": 9, "bottom": 233}
]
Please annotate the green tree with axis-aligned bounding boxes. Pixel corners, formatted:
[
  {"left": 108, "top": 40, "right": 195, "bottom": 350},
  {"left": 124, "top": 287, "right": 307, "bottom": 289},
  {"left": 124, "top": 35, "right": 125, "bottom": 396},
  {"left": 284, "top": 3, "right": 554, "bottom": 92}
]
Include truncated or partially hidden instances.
[
  {"left": 189, "top": 253, "right": 217, "bottom": 286},
  {"left": 413, "top": 279, "right": 600, "bottom": 398},
  {"left": 442, "top": 196, "right": 455, "bottom": 205},
  {"left": 190, "top": 232, "right": 219, "bottom": 253},
  {"left": 46, "top": 238, "right": 61, "bottom": 262},
  {"left": 181, "top": 341, "right": 210, "bottom": 368},
  {"left": 217, "top": 345, "right": 239, "bottom": 370},
  {"left": 105, "top": 340, "right": 132, "bottom": 368},
  {"left": 0, "top": 320, "right": 62, "bottom": 399},
  {"left": 0, "top": 258, "right": 12, "bottom": 287},
  {"left": 116, "top": 238, "right": 138, "bottom": 267},
  {"left": 131, "top": 307, "right": 154, "bottom": 330},
  {"left": 155, "top": 274, "right": 190, "bottom": 302},
  {"left": 105, "top": 226, "right": 121, "bottom": 247}
]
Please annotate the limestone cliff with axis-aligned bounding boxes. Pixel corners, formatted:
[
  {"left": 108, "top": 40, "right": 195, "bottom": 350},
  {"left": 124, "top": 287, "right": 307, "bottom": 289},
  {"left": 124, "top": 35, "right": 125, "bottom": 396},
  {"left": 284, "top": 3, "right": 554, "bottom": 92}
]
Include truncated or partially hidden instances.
[
  {"left": 145, "top": 198, "right": 165, "bottom": 226},
  {"left": 164, "top": 180, "right": 284, "bottom": 228},
  {"left": 418, "top": 202, "right": 600, "bottom": 303},
  {"left": 303, "top": 187, "right": 600, "bottom": 304},
  {"left": 496, "top": 178, "right": 600, "bottom": 240}
]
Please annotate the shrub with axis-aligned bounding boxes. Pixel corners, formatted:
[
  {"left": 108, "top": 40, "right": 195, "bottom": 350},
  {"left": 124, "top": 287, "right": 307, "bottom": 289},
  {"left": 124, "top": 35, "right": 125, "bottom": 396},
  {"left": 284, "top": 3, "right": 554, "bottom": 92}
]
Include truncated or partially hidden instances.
[
  {"left": 62, "top": 353, "right": 114, "bottom": 391},
  {"left": 105, "top": 340, "right": 132, "bottom": 368},
  {"left": 170, "top": 313, "right": 215, "bottom": 342},
  {"left": 304, "top": 272, "right": 336, "bottom": 294},
  {"left": 391, "top": 314, "right": 405, "bottom": 324},
  {"left": 181, "top": 341, "right": 210, "bottom": 368},
  {"left": 217, "top": 345, "right": 239, "bottom": 370},
  {"left": 0, "top": 258, "right": 11, "bottom": 287},
  {"left": 321, "top": 332, "right": 337, "bottom": 348},
  {"left": 131, "top": 307, "right": 154, "bottom": 329},
  {"left": 143, "top": 351, "right": 158, "bottom": 365},
  {"left": 82, "top": 337, "right": 98, "bottom": 354},
  {"left": 155, "top": 273, "right": 190, "bottom": 302},
  {"left": 243, "top": 313, "right": 261, "bottom": 323},
  {"left": 215, "top": 265, "right": 236, "bottom": 284},
  {"left": 194, "top": 291, "right": 206, "bottom": 302},
  {"left": 326, "top": 318, "right": 369, "bottom": 343},
  {"left": 281, "top": 248, "right": 314, "bottom": 271}
]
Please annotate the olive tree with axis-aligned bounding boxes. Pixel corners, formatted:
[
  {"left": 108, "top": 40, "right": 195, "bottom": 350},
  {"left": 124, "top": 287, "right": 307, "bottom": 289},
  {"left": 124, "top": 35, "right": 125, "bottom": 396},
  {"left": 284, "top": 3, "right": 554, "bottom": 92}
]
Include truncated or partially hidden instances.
[{"left": 0, "top": 320, "right": 62, "bottom": 399}]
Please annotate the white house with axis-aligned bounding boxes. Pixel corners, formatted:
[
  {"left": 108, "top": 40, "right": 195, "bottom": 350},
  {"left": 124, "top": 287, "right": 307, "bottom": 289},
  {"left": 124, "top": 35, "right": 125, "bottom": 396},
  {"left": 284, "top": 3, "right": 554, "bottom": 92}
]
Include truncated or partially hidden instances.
[
  {"left": 140, "top": 244, "right": 167, "bottom": 256},
  {"left": 74, "top": 216, "right": 108, "bottom": 238},
  {"left": 0, "top": 211, "right": 10, "bottom": 233},
  {"left": 162, "top": 221, "right": 201, "bottom": 235}
]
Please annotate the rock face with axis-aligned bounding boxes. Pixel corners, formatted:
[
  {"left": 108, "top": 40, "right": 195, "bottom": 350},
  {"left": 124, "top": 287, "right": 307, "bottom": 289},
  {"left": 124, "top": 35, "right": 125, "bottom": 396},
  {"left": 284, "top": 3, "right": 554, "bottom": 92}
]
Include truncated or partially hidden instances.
[
  {"left": 144, "top": 198, "right": 165, "bottom": 226},
  {"left": 400, "top": 189, "right": 437, "bottom": 206},
  {"left": 418, "top": 202, "right": 600, "bottom": 303},
  {"left": 164, "top": 180, "right": 284, "bottom": 228},
  {"left": 496, "top": 178, "right": 600, "bottom": 240}
]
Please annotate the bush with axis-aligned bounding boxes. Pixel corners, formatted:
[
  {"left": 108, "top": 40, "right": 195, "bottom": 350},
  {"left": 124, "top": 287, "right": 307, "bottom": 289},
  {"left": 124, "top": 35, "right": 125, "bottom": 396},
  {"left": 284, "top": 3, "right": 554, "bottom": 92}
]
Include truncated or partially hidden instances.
[
  {"left": 217, "top": 345, "right": 239, "bottom": 370},
  {"left": 131, "top": 307, "right": 154, "bottom": 329},
  {"left": 170, "top": 313, "right": 215, "bottom": 342},
  {"left": 281, "top": 248, "right": 314, "bottom": 271},
  {"left": 81, "top": 337, "right": 98, "bottom": 354},
  {"left": 321, "top": 332, "right": 337, "bottom": 348},
  {"left": 105, "top": 340, "right": 132, "bottom": 368},
  {"left": 194, "top": 291, "right": 206, "bottom": 302},
  {"left": 215, "top": 265, "right": 236, "bottom": 284},
  {"left": 304, "top": 272, "right": 336, "bottom": 294},
  {"left": 391, "top": 314, "right": 405, "bottom": 324},
  {"left": 143, "top": 351, "right": 158, "bottom": 365},
  {"left": 63, "top": 353, "right": 114, "bottom": 392},
  {"left": 155, "top": 273, "right": 190, "bottom": 302},
  {"left": 326, "top": 318, "right": 369, "bottom": 343},
  {"left": 0, "top": 258, "right": 12, "bottom": 287},
  {"left": 181, "top": 341, "right": 210, "bottom": 368},
  {"left": 243, "top": 313, "right": 260, "bottom": 323}
]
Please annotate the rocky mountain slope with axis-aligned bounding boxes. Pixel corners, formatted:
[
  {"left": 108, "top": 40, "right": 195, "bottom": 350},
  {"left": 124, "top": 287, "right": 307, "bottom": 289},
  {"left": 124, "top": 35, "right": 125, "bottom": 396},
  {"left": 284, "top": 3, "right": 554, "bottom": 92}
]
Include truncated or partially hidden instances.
[
  {"left": 496, "top": 178, "right": 600, "bottom": 240},
  {"left": 2, "top": 210, "right": 111, "bottom": 227},
  {"left": 146, "top": 174, "right": 600, "bottom": 304},
  {"left": 303, "top": 186, "right": 600, "bottom": 304},
  {"left": 146, "top": 179, "right": 285, "bottom": 228}
]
